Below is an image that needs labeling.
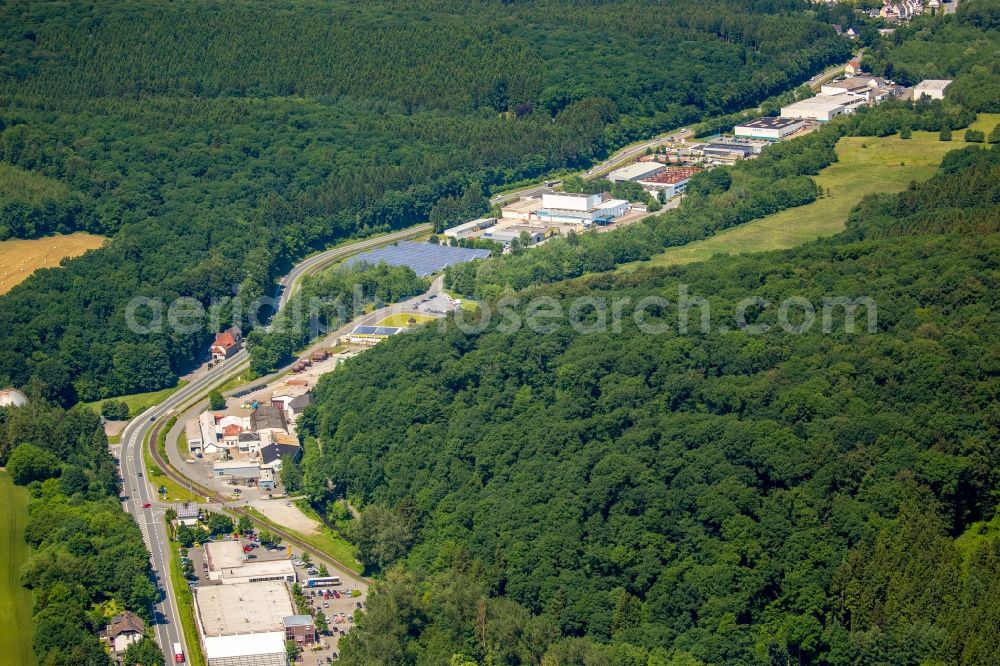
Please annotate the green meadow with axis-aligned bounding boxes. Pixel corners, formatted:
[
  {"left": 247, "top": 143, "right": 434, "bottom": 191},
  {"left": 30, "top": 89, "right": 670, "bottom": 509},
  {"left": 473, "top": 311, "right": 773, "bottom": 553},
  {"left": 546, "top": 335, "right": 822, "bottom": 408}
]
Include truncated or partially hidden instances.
[
  {"left": 0, "top": 471, "right": 34, "bottom": 666},
  {"left": 621, "top": 114, "right": 1000, "bottom": 270}
]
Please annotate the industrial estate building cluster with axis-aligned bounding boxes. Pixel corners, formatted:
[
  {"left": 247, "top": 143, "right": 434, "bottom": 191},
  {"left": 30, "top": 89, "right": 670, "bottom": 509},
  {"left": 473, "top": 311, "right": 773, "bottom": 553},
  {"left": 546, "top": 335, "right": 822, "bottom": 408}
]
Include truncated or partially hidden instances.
[
  {"left": 186, "top": 376, "right": 315, "bottom": 491},
  {"left": 444, "top": 66, "right": 951, "bottom": 255},
  {"left": 778, "top": 72, "right": 951, "bottom": 122},
  {"left": 444, "top": 190, "right": 635, "bottom": 248},
  {"left": 191, "top": 540, "right": 321, "bottom": 666}
]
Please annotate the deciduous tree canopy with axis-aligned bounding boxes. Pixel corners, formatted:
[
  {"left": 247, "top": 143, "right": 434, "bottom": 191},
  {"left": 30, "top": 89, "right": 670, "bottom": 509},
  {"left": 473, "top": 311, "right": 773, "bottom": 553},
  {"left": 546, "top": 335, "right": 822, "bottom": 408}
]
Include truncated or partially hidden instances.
[
  {"left": 307, "top": 143, "right": 1000, "bottom": 664},
  {"left": 0, "top": 0, "right": 850, "bottom": 400}
]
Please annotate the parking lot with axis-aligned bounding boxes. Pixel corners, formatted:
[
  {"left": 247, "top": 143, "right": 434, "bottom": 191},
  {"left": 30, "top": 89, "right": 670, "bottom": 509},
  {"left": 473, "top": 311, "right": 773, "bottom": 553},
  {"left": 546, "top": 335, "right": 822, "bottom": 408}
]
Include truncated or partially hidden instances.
[{"left": 183, "top": 534, "right": 368, "bottom": 662}]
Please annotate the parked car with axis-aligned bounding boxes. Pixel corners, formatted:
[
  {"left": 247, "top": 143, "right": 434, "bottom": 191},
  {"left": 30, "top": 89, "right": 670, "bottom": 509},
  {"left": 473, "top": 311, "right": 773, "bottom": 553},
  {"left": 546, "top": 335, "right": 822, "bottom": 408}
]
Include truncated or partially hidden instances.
[{"left": 323, "top": 601, "right": 329, "bottom": 608}]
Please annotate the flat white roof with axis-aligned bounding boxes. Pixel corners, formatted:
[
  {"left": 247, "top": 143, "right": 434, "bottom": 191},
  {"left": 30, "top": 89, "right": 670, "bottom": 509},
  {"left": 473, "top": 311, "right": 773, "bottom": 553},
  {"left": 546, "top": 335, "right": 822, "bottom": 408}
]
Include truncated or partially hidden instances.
[
  {"left": 185, "top": 419, "right": 202, "bottom": 442},
  {"left": 782, "top": 93, "right": 857, "bottom": 112},
  {"left": 220, "top": 559, "right": 296, "bottom": 581},
  {"left": 595, "top": 198, "right": 629, "bottom": 210},
  {"left": 608, "top": 162, "right": 664, "bottom": 180},
  {"left": 195, "top": 582, "right": 294, "bottom": 636},
  {"left": 203, "top": 632, "right": 286, "bottom": 660},
  {"left": 205, "top": 541, "right": 246, "bottom": 571},
  {"left": 443, "top": 217, "right": 496, "bottom": 234},
  {"left": 501, "top": 198, "right": 543, "bottom": 212},
  {"left": 915, "top": 79, "right": 952, "bottom": 91},
  {"left": 213, "top": 459, "right": 261, "bottom": 470}
]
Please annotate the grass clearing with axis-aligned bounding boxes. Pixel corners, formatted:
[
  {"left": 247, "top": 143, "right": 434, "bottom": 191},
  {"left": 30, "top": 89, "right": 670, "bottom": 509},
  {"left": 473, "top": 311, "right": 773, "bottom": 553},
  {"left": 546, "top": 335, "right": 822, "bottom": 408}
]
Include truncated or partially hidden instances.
[
  {"left": 167, "top": 533, "right": 206, "bottom": 666},
  {"left": 956, "top": 510, "right": 1000, "bottom": 574},
  {"left": 376, "top": 312, "right": 436, "bottom": 327},
  {"left": 146, "top": 465, "right": 204, "bottom": 504},
  {"left": 443, "top": 290, "right": 479, "bottom": 312},
  {"left": 177, "top": 432, "right": 189, "bottom": 462},
  {"left": 0, "top": 232, "right": 105, "bottom": 295},
  {"left": 621, "top": 116, "right": 1000, "bottom": 270},
  {"left": 247, "top": 505, "right": 362, "bottom": 574},
  {"left": 214, "top": 369, "right": 259, "bottom": 395},
  {"left": 0, "top": 471, "right": 34, "bottom": 666},
  {"left": 83, "top": 381, "right": 189, "bottom": 418},
  {"left": 145, "top": 419, "right": 206, "bottom": 504}
]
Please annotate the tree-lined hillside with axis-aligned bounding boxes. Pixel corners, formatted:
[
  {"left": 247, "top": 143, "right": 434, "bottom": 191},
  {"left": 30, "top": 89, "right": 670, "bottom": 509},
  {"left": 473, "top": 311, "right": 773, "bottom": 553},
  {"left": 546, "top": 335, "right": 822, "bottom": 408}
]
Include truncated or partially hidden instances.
[
  {"left": 0, "top": 0, "right": 850, "bottom": 401},
  {"left": 300, "top": 144, "right": 1000, "bottom": 664},
  {"left": 0, "top": 401, "right": 159, "bottom": 666}
]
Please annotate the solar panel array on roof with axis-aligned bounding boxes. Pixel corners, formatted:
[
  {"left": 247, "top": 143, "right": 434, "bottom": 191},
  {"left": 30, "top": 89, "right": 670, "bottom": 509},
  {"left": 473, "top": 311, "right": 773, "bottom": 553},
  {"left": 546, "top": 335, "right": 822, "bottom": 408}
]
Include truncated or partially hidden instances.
[
  {"left": 352, "top": 325, "right": 402, "bottom": 336},
  {"left": 345, "top": 241, "right": 491, "bottom": 277}
]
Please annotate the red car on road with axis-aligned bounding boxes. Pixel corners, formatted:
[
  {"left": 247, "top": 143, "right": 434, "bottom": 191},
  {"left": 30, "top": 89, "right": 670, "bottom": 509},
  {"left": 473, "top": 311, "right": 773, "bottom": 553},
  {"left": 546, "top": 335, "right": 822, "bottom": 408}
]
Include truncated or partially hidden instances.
[{"left": 142, "top": 503, "right": 152, "bottom": 509}]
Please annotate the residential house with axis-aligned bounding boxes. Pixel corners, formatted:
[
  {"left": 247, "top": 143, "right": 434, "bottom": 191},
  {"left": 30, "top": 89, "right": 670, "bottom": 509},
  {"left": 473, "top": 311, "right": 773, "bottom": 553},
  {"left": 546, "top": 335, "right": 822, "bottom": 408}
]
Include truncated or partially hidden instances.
[
  {"left": 222, "top": 423, "right": 244, "bottom": 446},
  {"left": 107, "top": 610, "right": 145, "bottom": 653},
  {"left": 209, "top": 326, "right": 243, "bottom": 362}
]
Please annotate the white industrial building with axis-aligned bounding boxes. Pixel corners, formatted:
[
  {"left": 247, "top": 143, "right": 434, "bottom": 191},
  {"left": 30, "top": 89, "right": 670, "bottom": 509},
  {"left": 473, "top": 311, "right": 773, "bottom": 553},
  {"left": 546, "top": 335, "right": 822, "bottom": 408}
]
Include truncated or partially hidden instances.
[
  {"left": 483, "top": 225, "right": 550, "bottom": 246},
  {"left": 202, "top": 634, "right": 287, "bottom": 666},
  {"left": 820, "top": 76, "right": 888, "bottom": 96},
  {"left": 606, "top": 161, "right": 665, "bottom": 183},
  {"left": 541, "top": 192, "right": 602, "bottom": 211},
  {"left": 780, "top": 93, "right": 866, "bottom": 122},
  {"left": 212, "top": 459, "right": 261, "bottom": 481},
  {"left": 187, "top": 411, "right": 219, "bottom": 455},
  {"left": 734, "top": 117, "right": 806, "bottom": 140},
  {"left": 442, "top": 217, "right": 497, "bottom": 240},
  {"left": 500, "top": 198, "right": 543, "bottom": 221},
  {"left": 535, "top": 192, "right": 629, "bottom": 226},
  {"left": 194, "top": 581, "right": 294, "bottom": 666},
  {"left": 913, "top": 79, "right": 952, "bottom": 100}
]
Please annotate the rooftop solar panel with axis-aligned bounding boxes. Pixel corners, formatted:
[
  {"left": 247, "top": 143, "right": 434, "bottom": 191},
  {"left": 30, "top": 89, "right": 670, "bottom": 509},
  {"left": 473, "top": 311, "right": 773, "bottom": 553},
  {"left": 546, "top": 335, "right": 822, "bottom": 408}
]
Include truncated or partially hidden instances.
[
  {"left": 353, "top": 325, "right": 402, "bottom": 336},
  {"left": 345, "top": 241, "right": 491, "bottom": 277}
]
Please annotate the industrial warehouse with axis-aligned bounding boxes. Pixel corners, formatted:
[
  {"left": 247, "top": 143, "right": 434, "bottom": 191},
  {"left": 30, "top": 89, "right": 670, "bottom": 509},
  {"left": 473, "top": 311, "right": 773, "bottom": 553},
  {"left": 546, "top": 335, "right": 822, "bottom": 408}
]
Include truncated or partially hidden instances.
[
  {"left": 443, "top": 191, "right": 636, "bottom": 249},
  {"left": 193, "top": 582, "right": 297, "bottom": 666}
]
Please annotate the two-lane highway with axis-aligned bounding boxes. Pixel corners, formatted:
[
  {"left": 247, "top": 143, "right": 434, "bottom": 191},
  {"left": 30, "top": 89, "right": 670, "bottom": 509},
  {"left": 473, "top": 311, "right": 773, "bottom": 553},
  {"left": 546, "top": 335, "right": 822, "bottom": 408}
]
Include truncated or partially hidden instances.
[{"left": 117, "top": 223, "right": 429, "bottom": 658}]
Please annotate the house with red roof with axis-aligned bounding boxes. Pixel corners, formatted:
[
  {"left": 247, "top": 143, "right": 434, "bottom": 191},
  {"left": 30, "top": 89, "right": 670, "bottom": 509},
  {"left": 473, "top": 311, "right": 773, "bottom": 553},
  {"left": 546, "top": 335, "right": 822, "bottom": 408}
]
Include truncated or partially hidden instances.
[{"left": 210, "top": 325, "right": 243, "bottom": 362}]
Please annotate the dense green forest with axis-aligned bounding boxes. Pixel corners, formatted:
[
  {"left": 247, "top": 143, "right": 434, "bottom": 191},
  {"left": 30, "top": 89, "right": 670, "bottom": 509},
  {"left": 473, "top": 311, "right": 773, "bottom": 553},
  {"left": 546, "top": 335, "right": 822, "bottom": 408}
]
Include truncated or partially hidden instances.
[
  {"left": 0, "top": 0, "right": 851, "bottom": 401},
  {"left": 0, "top": 401, "right": 161, "bottom": 666},
  {"left": 296, "top": 140, "right": 1000, "bottom": 664},
  {"left": 0, "top": 163, "right": 90, "bottom": 240}
]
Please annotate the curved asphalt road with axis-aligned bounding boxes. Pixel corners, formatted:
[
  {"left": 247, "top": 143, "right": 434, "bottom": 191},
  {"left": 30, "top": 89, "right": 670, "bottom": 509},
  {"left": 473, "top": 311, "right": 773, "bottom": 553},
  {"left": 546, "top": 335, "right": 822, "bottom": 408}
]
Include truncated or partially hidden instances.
[
  {"left": 118, "top": 223, "right": 429, "bottom": 658},
  {"left": 117, "top": 49, "right": 864, "bottom": 652}
]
